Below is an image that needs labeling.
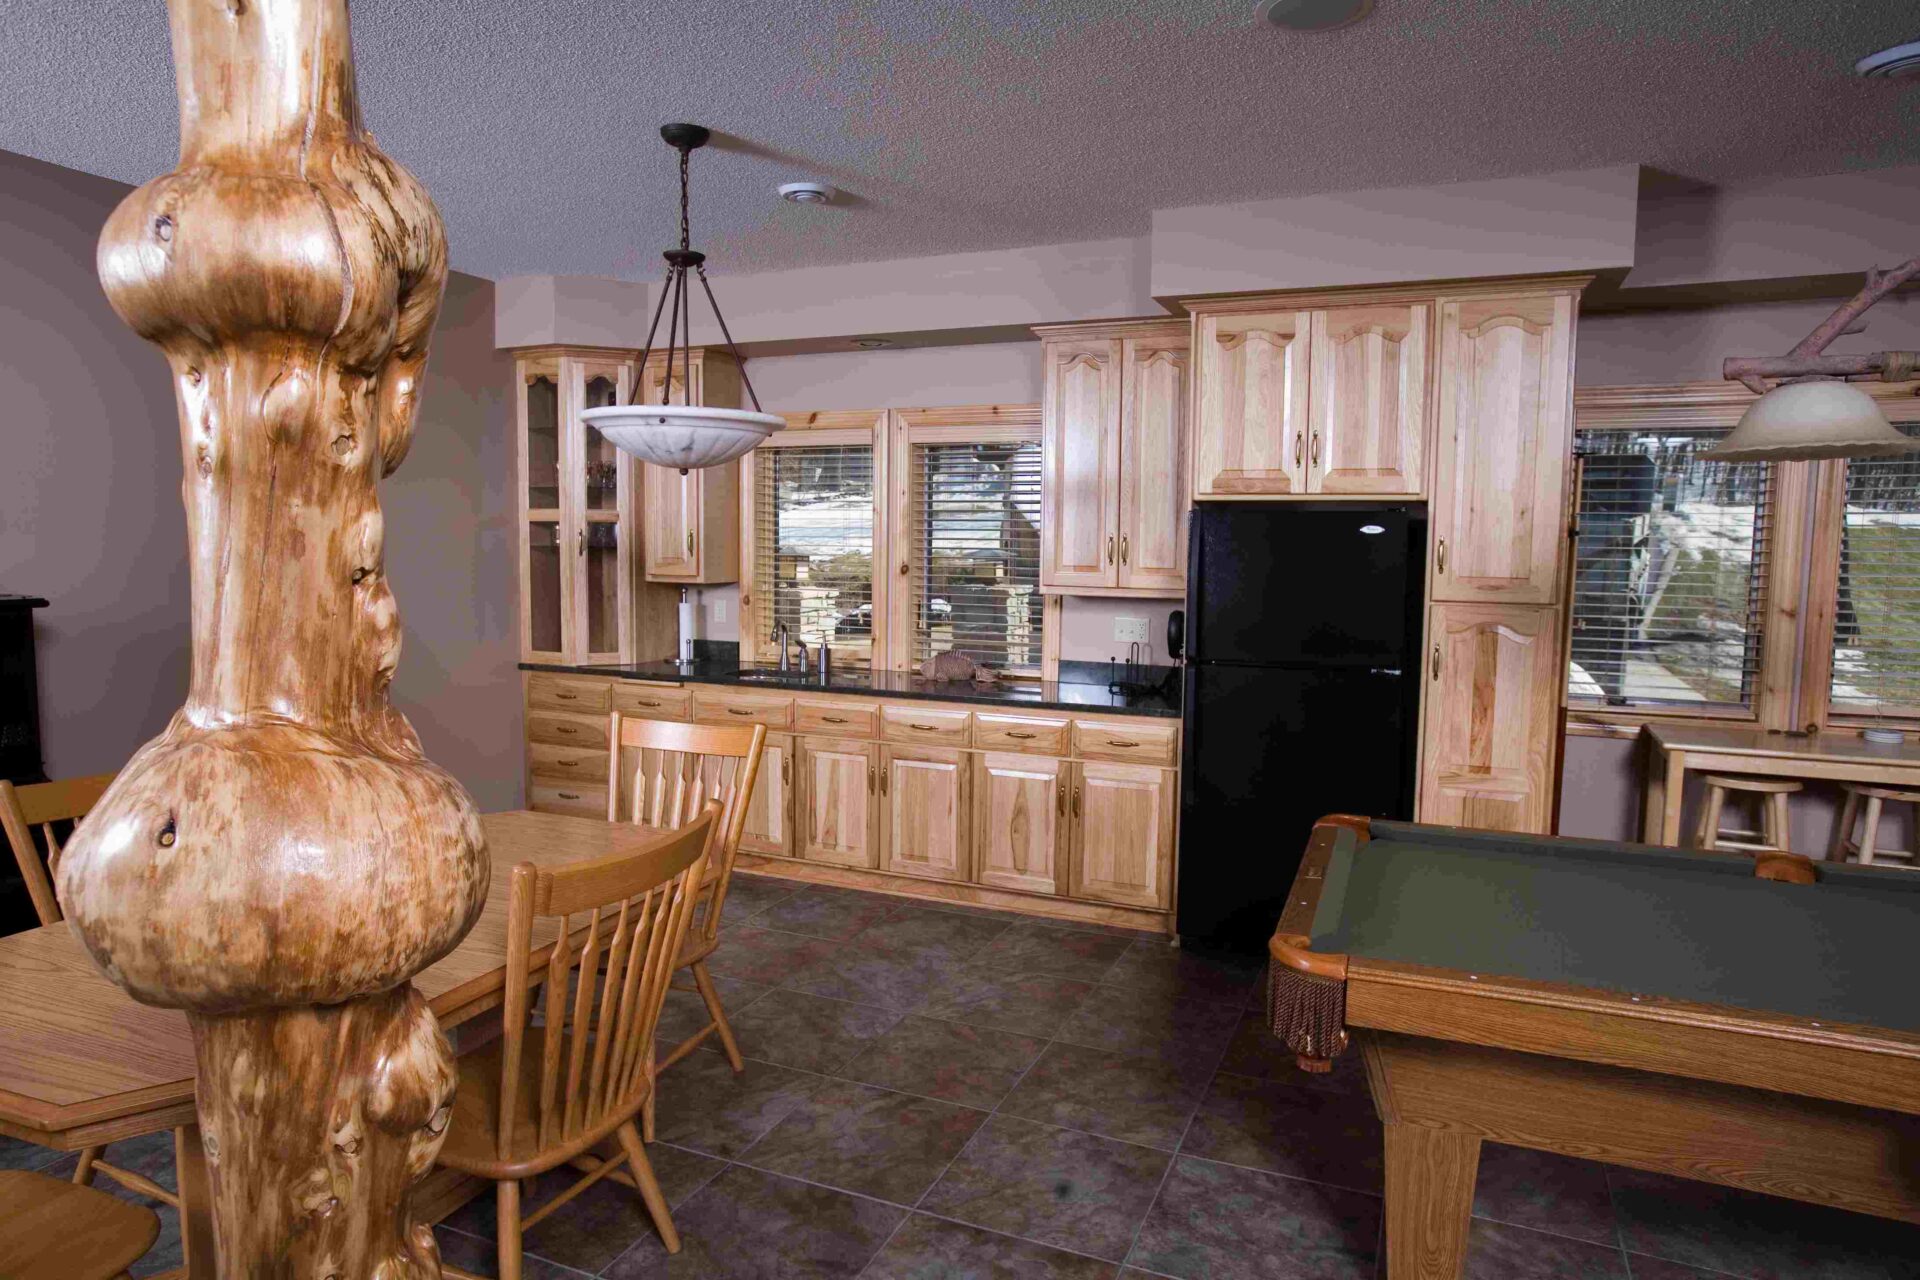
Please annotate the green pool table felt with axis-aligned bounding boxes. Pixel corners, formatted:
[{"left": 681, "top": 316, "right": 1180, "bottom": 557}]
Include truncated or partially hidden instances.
[{"left": 1308, "top": 821, "right": 1920, "bottom": 1034}]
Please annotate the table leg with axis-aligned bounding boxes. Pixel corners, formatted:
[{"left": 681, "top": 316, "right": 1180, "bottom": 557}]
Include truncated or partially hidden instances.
[
  {"left": 174, "top": 1123, "right": 216, "bottom": 1280},
  {"left": 1382, "top": 1122, "right": 1480, "bottom": 1280},
  {"left": 1641, "top": 744, "right": 1667, "bottom": 844},
  {"left": 1659, "top": 753, "right": 1688, "bottom": 847}
]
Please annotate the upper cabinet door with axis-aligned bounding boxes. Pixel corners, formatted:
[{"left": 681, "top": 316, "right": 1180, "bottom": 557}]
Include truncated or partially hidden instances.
[
  {"left": 1430, "top": 293, "right": 1575, "bottom": 604},
  {"left": 1309, "top": 304, "right": 1429, "bottom": 496},
  {"left": 1117, "top": 334, "right": 1189, "bottom": 591},
  {"left": 518, "top": 358, "right": 568, "bottom": 662},
  {"left": 1417, "top": 602, "right": 1562, "bottom": 834},
  {"left": 573, "top": 359, "right": 632, "bottom": 663},
  {"left": 643, "top": 464, "right": 697, "bottom": 580},
  {"left": 1041, "top": 338, "right": 1122, "bottom": 590},
  {"left": 1192, "top": 310, "right": 1312, "bottom": 498}
]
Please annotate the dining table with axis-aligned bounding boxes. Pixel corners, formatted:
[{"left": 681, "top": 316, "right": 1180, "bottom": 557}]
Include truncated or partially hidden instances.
[{"left": 0, "top": 809, "right": 678, "bottom": 1280}]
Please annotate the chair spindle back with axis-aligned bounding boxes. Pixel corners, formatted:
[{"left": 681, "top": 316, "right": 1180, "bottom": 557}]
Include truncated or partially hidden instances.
[{"left": 1, "top": 774, "right": 115, "bottom": 926}]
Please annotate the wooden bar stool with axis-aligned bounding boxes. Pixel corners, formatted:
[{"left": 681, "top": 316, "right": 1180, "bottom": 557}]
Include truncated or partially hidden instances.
[
  {"left": 1829, "top": 782, "right": 1920, "bottom": 868},
  {"left": 1691, "top": 774, "right": 1802, "bottom": 854}
]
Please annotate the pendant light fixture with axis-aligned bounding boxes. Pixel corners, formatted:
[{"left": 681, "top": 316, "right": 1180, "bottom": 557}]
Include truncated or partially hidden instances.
[
  {"left": 1709, "top": 258, "right": 1920, "bottom": 462},
  {"left": 582, "top": 123, "right": 783, "bottom": 471}
]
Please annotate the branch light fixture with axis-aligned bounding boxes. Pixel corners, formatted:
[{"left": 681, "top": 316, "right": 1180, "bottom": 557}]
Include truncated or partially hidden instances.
[
  {"left": 1709, "top": 257, "right": 1920, "bottom": 462},
  {"left": 582, "top": 123, "right": 783, "bottom": 472}
]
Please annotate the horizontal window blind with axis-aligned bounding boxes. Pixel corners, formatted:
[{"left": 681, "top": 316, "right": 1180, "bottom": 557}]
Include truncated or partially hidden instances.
[
  {"left": 752, "top": 445, "right": 875, "bottom": 658},
  {"left": 1568, "top": 428, "right": 1771, "bottom": 708},
  {"left": 1830, "top": 425, "right": 1920, "bottom": 718},
  {"left": 909, "top": 440, "right": 1044, "bottom": 672}
]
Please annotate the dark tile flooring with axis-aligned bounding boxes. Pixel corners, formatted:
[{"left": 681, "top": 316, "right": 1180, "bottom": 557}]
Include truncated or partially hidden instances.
[{"left": 9, "top": 872, "right": 1919, "bottom": 1278}]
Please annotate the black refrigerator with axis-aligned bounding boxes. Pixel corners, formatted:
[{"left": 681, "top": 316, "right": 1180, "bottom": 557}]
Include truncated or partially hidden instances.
[{"left": 1178, "top": 504, "right": 1426, "bottom": 953}]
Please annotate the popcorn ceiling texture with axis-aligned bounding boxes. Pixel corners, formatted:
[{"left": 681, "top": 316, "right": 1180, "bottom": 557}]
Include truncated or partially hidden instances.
[{"left": 3, "top": 0, "right": 1916, "bottom": 282}]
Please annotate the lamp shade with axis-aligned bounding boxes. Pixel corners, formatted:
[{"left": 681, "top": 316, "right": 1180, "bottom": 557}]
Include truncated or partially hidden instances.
[
  {"left": 1704, "top": 380, "right": 1919, "bottom": 462},
  {"left": 582, "top": 404, "right": 783, "bottom": 470}
]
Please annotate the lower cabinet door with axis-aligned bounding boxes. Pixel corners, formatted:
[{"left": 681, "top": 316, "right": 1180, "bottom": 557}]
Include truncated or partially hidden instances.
[
  {"left": 1068, "top": 760, "right": 1175, "bottom": 909},
  {"left": 739, "top": 732, "right": 794, "bottom": 858},
  {"left": 799, "top": 737, "right": 880, "bottom": 868},
  {"left": 1417, "top": 602, "right": 1562, "bottom": 834},
  {"left": 881, "top": 745, "right": 969, "bottom": 880},
  {"left": 973, "top": 752, "right": 1066, "bottom": 896}
]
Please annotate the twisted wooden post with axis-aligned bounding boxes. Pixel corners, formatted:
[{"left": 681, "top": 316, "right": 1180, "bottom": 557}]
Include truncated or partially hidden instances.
[{"left": 59, "top": 2, "right": 488, "bottom": 1275}]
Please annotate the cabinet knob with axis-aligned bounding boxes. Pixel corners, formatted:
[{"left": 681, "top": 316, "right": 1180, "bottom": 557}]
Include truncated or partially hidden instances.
[
  {"left": 1436, "top": 538, "right": 1447, "bottom": 575},
  {"left": 900, "top": 561, "right": 910, "bottom": 576}
]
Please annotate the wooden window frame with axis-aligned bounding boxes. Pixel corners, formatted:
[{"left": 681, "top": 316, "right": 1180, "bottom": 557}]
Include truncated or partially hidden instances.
[{"left": 1564, "top": 380, "right": 1920, "bottom": 741}]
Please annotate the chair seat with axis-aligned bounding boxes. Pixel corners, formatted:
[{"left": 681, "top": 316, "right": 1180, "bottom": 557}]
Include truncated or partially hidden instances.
[
  {"left": 438, "top": 1034, "right": 650, "bottom": 1181},
  {"left": 1840, "top": 781, "right": 1920, "bottom": 803},
  {"left": 0, "top": 1170, "right": 160, "bottom": 1280},
  {"left": 1698, "top": 773, "right": 1804, "bottom": 795}
]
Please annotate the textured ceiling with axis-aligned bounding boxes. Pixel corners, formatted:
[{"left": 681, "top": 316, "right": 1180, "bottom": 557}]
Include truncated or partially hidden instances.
[{"left": 3, "top": 1, "right": 1917, "bottom": 281}]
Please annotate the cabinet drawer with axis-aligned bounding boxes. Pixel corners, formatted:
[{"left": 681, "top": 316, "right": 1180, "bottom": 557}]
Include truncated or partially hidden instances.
[
  {"left": 694, "top": 690, "right": 794, "bottom": 729},
  {"left": 1073, "top": 718, "right": 1177, "bottom": 766},
  {"left": 610, "top": 684, "right": 691, "bottom": 720},
  {"left": 795, "top": 700, "right": 878, "bottom": 738},
  {"left": 527, "top": 674, "right": 612, "bottom": 714},
  {"left": 529, "top": 781, "right": 609, "bottom": 819},
  {"left": 881, "top": 705, "right": 971, "bottom": 746},
  {"left": 526, "top": 710, "right": 611, "bottom": 751},
  {"left": 528, "top": 741, "right": 610, "bottom": 784},
  {"left": 974, "top": 713, "right": 1070, "bottom": 755}
]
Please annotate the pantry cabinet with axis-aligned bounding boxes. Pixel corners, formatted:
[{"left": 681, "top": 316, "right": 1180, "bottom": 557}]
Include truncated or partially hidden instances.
[
  {"left": 1037, "top": 320, "right": 1190, "bottom": 596},
  {"left": 638, "top": 350, "right": 743, "bottom": 584}
]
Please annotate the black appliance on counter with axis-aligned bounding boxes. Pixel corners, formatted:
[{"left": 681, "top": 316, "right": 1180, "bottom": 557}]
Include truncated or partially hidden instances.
[{"left": 1177, "top": 506, "right": 1425, "bottom": 953}]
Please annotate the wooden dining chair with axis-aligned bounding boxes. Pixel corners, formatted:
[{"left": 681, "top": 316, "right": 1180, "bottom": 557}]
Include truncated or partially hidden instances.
[
  {"left": 0, "top": 1170, "right": 161, "bottom": 1280},
  {"left": 604, "top": 713, "right": 766, "bottom": 1136},
  {"left": 436, "top": 801, "right": 719, "bottom": 1278},
  {"left": 0, "top": 774, "right": 183, "bottom": 1216}
]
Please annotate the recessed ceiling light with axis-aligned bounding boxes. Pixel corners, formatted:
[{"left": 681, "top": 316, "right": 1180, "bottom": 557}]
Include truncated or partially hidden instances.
[
  {"left": 1258, "top": 0, "right": 1373, "bottom": 32},
  {"left": 1857, "top": 39, "right": 1920, "bottom": 78},
  {"left": 779, "top": 181, "right": 836, "bottom": 204},
  {"left": 852, "top": 338, "right": 892, "bottom": 350}
]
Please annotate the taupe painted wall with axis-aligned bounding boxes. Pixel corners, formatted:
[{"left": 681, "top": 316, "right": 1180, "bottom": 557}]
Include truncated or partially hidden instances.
[{"left": 0, "top": 149, "right": 522, "bottom": 810}]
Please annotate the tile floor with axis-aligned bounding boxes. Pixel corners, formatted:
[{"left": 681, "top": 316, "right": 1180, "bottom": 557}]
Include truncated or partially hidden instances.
[{"left": 8, "top": 872, "right": 1918, "bottom": 1278}]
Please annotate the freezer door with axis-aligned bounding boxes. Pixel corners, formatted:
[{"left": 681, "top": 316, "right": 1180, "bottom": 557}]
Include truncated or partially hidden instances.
[{"left": 1177, "top": 662, "right": 1415, "bottom": 952}]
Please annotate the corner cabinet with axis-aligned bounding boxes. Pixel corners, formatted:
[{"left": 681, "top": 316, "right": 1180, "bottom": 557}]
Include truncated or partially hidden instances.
[
  {"left": 639, "top": 351, "right": 742, "bottom": 585},
  {"left": 1418, "top": 603, "right": 1563, "bottom": 833},
  {"left": 1037, "top": 320, "right": 1190, "bottom": 596},
  {"left": 514, "top": 348, "right": 638, "bottom": 664}
]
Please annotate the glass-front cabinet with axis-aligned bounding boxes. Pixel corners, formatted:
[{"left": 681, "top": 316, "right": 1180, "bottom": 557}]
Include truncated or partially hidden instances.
[{"left": 515, "top": 348, "right": 639, "bottom": 663}]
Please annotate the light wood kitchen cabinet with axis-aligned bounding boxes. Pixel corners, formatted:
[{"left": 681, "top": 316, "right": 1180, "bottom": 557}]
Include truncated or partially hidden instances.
[
  {"left": 514, "top": 349, "right": 638, "bottom": 663},
  {"left": 639, "top": 350, "right": 743, "bottom": 584},
  {"left": 798, "top": 736, "right": 880, "bottom": 869},
  {"left": 1190, "top": 308, "right": 1312, "bottom": 498},
  {"left": 1308, "top": 303, "right": 1429, "bottom": 495},
  {"left": 1037, "top": 320, "right": 1189, "bottom": 596},
  {"left": 1068, "top": 760, "right": 1175, "bottom": 910},
  {"left": 1418, "top": 602, "right": 1562, "bottom": 834},
  {"left": 1429, "top": 290, "right": 1577, "bottom": 604},
  {"left": 739, "top": 732, "right": 794, "bottom": 858},
  {"left": 881, "top": 745, "right": 969, "bottom": 881},
  {"left": 973, "top": 752, "right": 1066, "bottom": 896}
]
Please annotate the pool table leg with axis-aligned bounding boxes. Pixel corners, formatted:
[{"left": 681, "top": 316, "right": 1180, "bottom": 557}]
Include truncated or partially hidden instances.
[{"left": 1381, "top": 1123, "right": 1480, "bottom": 1280}]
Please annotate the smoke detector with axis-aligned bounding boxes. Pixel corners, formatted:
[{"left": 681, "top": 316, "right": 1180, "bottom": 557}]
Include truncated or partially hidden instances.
[
  {"left": 1258, "top": 0, "right": 1373, "bottom": 32},
  {"left": 779, "top": 181, "right": 836, "bottom": 204},
  {"left": 1857, "top": 40, "right": 1920, "bottom": 78}
]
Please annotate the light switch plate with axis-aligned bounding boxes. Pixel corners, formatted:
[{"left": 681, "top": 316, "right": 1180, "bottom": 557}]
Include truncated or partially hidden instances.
[{"left": 1112, "top": 615, "right": 1149, "bottom": 644}]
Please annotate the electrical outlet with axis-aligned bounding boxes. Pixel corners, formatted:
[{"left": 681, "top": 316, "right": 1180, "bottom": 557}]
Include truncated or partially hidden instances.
[
  {"left": 711, "top": 596, "right": 728, "bottom": 624},
  {"left": 1112, "top": 616, "right": 1149, "bottom": 644}
]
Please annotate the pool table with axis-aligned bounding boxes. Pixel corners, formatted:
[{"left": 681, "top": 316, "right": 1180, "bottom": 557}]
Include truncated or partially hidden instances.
[{"left": 1268, "top": 816, "right": 1920, "bottom": 1280}]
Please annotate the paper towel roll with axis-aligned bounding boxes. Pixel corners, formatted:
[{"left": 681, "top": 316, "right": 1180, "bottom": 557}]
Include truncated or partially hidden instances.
[{"left": 678, "top": 597, "right": 696, "bottom": 663}]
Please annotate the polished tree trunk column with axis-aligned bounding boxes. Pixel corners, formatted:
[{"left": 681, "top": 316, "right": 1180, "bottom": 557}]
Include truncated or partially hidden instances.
[{"left": 59, "top": 2, "right": 488, "bottom": 1276}]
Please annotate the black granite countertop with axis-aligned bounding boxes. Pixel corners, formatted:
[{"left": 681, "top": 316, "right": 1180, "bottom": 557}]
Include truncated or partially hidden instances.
[{"left": 520, "top": 656, "right": 1181, "bottom": 718}]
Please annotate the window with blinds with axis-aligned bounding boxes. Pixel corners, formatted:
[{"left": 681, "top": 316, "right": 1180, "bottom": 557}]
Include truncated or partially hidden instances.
[
  {"left": 751, "top": 445, "right": 875, "bottom": 658},
  {"left": 1830, "top": 425, "right": 1920, "bottom": 718},
  {"left": 1567, "top": 428, "right": 1772, "bottom": 709},
  {"left": 907, "top": 440, "right": 1044, "bottom": 672}
]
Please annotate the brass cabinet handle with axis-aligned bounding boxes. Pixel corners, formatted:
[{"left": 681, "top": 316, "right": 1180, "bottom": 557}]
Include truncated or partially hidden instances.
[
  {"left": 880, "top": 767, "right": 889, "bottom": 796},
  {"left": 557, "top": 791, "right": 581, "bottom": 801},
  {"left": 910, "top": 723, "right": 938, "bottom": 732},
  {"left": 1294, "top": 432, "right": 1303, "bottom": 468},
  {"left": 555, "top": 691, "right": 578, "bottom": 700},
  {"left": 686, "top": 530, "right": 695, "bottom": 555},
  {"left": 1431, "top": 644, "right": 1442, "bottom": 681},
  {"left": 1310, "top": 432, "right": 1321, "bottom": 467},
  {"left": 633, "top": 699, "right": 661, "bottom": 708},
  {"left": 1106, "top": 535, "right": 1115, "bottom": 564},
  {"left": 868, "top": 764, "right": 876, "bottom": 793},
  {"left": 782, "top": 757, "right": 791, "bottom": 783},
  {"left": 1436, "top": 538, "right": 1447, "bottom": 575},
  {"left": 1107, "top": 738, "right": 1139, "bottom": 748},
  {"left": 727, "top": 708, "right": 754, "bottom": 717},
  {"left": 1006, "top": 731, "right": 1036, "bottom": 741},
  {"left": 1072, "top": 785, "right": 1082, "bottom": 817},
  {"left": 1057, "top": 780, "right": 1067, "bottom": 813},
  {"left": 823, "top": 716, "right": 849, "bottom": 725},
  {"left": 555, "top": 725, "right": 578, "bottom": 735},
  {"left": 555, "top": 758, "right": 578, "bottom": 768},
  {"left": 1120, "top": 535, "right": 1129, "bottom": 566},
  {"left": 577, "top": 529, "right": 585, "bottom": 556}
]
